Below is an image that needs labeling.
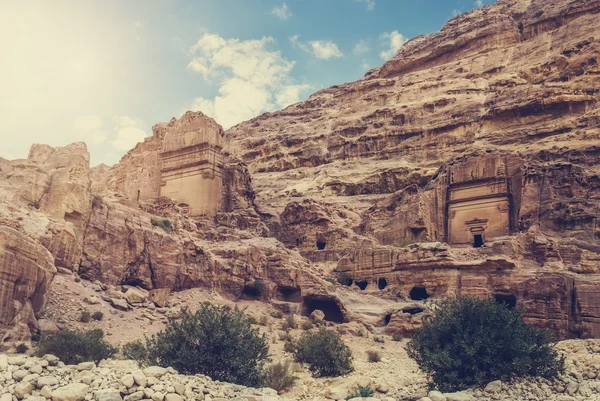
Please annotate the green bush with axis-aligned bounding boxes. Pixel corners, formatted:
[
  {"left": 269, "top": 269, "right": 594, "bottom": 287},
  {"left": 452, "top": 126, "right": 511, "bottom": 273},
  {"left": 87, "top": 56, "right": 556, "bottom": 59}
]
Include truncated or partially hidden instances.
[
  {"left": 392, "top": 332, "right": 404, "bottom": 342},
  {"left": 366, "top": 350, "right": 381, "bottom": 363},
  {"left": 301, "top": 320, "right": 313, "bottom": 330},
  {"left": 346, "top": 385, "right": 374, "bottom": 400},
  {"left": 264, "top": 360, "right": 297, "bottom": 393},
  {"left": 16, "top": 343, "right": 28, "bottom": 354},
  {"left": 37, "top": 329, "right": 117, "bottom": 364},
  {"left": 271, "top": 310, "right": 284, "bottom": 319},
  {"left": 122, "top": 340, "right": 148, "bottom": 364},
  {"left": 282, "top": 315, "right": 297, "bottom": 330},
  {"left": 79, "top": 311, "right": 92, "bottom": 323},
  {"left": 407, "top": 296, "right": 565, "bottom": 392},
  {"left": 259, "top": 315, "right": 269, "bottom": 326},
  {"left": 294, "top": 328, "right": 353, "bottom": 377},
  {"left": 151, "top": 217, "right": 173, "bottom": 233},
  {"left": 283, "top": 341, "right": 296, "bottom": 354},
  {"left": 145, "top": 303, "right": 269, "bottom": 387},
  {"left": 92, "top": 311, "right": 104, "bottom": 321}
]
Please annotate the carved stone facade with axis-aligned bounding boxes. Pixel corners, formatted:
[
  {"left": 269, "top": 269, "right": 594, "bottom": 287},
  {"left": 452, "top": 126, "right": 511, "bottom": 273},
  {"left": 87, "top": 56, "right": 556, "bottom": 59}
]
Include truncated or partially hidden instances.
[{"left": 160, "top": 114, "right": 225, "bottom": 217}]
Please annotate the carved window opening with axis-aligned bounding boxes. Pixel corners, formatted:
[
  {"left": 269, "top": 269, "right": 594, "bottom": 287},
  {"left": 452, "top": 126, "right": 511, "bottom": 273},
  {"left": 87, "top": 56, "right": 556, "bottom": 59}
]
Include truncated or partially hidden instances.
[
  {"left": 303, "top": 297, "right": 344, "bottom": 323},
  {"left": 402, "top": 307, "right": 424, "bottom": 315},
  {"left": 384, "top": 314, "right": 392, "bottom": 326},
  {"left": 473, "top": 234, "right": 484, "bottom": 248},
  {"left": 409, "top": 286, "right": 429, "bottom": 301},
  {"left": 276, "top": 287, "right": 302, "bottom": 303},
  {"left": 316, "top": 240, "right": 326, "bottom": 250},
  {"left": 356, "top": 280, "right": 368, "bottom": 290},
  {"left": 241, "top": 285, "right": 261, "bottom": 300},
  {"left": 378, "top": 278, "right": 388, "bottom": 290},
  {"left": 495, "top": 294, "right": 517, "bottom": 309}
]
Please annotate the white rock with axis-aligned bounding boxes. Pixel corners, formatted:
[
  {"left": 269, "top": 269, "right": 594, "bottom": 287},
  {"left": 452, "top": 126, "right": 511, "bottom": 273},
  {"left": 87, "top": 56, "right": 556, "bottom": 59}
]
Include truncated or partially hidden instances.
[
  {"left": 428, "top": 391, "right": 446, "bottom": 401},
  {"left": 131, "top": 371, "right": 146, "bottom": 388},
  {"left": 484, "top": 380, "right": 502, "bottom": 393},
  {"left": 94, "top": 389, "right": 122, "bottom": 401},
  {"left": 0, "top": 394, "right": 11, "bottom": 401},
  {"left": 37, "top": 377, "right": 59, "bottom": 389},
  {"left": 442, "top": 392, "right": 475, "bottom": 401},
  {"left": 121, "top": 375, "right": 134, "bottom": 389},
  {"left": 12, "top": 370, "right": 29, "bottom": 381},
  {"left": 8, "top": 356, "right": 27, "bottom": 366},
  {"left": 77, "top": 363, "right": 95, "bottom": 372},
  {"left": 14, "top": 382, "right": 35, "bottom": 399},
  {"left": 164, "top": 395, "right": 183, "bottom": 401},
  {"left": 51, "top": 383, "right": 90, "bottom": 401},
  {"left": 142, "top": 367, "right": 167, "bottom": 378}
]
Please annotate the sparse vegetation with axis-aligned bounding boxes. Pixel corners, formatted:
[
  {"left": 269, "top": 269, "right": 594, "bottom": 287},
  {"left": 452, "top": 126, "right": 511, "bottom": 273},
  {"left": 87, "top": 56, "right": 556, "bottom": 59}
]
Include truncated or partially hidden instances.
[
  {"left": 294, "top": 328, "right": 353, "bottom": 377},
  {"left": 74, "top": 276, "right": 81, "bottom": 283},
  {"left": 346, "top": 385, "right": 374, "bottom": 400},
  {"left": 392, "top": 332, "right": 404, "bottom": 342},
  {"left": 92, "top": 311, "right": 104, "bottom": 321},
  {"left": 264, "top": 360, "right": 297, "bottom": 393},
  {"left": 259, "top": 315, "right": 269, "bottom": 326},
  {"left": 37, "top": 329, "right": 117, "bottom": 364},
  {"left": 407, "top": 296, "right": 565, "bottom": 392},
  {"left": 16, "top": 343, "right": 28, "bottom": 354},
  {"left": 279, "top": 331, "right": 294, "bottom": 342},
  {"left": 79, "top": 310, "right": 92, "bottom": 323},
  {"left": 366, "top": 350, "right": 381, "bottom": 363},
  {"left": 151, "top": 217, "right": 173, "bottom": 233},
  {"left": 281, "top": 314, "right": 297, "bottom": 330},
  {"left": 122, "top": 340, "right": 148, "bottom": 365},
  {"left": 271, "top": 310, "right": 284, "bottom": 319},
  {"left": 374, "top": 336, "right": 385, "bottom": 343},
  {"left": 144, "top": 303, "right": 269, "bottom": 387},
  {"left": 283, "top": 341, "right": 296, "bottom": 353},
  {"left": 301, "top": 320, "right": 313, "bottom": 330}
]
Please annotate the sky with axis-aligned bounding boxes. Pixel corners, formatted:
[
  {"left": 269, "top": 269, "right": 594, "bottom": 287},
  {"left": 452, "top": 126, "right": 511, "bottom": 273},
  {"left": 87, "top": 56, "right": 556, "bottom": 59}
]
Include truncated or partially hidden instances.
[{"left": 0, "top": 0, "right": 494, "bottom": 166}]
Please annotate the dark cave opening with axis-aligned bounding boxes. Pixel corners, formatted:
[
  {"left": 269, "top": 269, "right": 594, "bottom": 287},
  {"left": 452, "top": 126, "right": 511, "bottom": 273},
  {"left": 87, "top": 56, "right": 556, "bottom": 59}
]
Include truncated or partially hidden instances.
[
  {"left": 402, "top": 307, "right": 424, "bottom": 315},
  {"left": 473, "top": 234, "right": 484, "bottom": 248},
  {"left": 356, "top": 280, "right": 368, "bottom": 290},
  {"left": 378, "top": 278, "right": 388, "bottom": 290},
  {"left": 121, "top": 278, "right": 148, "bottom": 290},
  {"left": 409, "top": 286, "right": 430, "bottom": 301},
  {"left": 240, "top": 285, "right": 261, "bottom": 300},
  {"left": 303, "top": 297, "right": 344, "bottom": 323},
  {"left": 384, "top": 314, "right": 392, "bottom": 326},
  {"left": 495, "top": 294, "right": 517, "bottom": 309},
  {"left": 276, "top": 286, "right": 302, "bottom": 303},
  {"left": 316, "top": 239, "right": 327, "bottom": 250}
]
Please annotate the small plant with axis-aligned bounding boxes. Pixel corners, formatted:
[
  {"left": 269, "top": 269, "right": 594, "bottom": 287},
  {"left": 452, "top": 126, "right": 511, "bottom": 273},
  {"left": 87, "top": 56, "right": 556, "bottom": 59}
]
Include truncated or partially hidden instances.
[
  {"left": 145, "top": 303, "right": 269, "bottom": 387},
  {"left": 392, "top": 332, "right": 404, "bottom": 342},
  {"left": 336, "top": 272, "right": 353, "bottom": 286},
  {"left": 247, "top": 315, "right": 258, "bottom": 325},
  {"left": 283, "top": 341, "right": 296, "bottom": 353},
  {"left": 374, "top": 336, "right": 385, "bottom": 343},
  {"left": 366, "top": 350, "right": 381, "bottom": 363},
  {"left": 37, "top": 329, "right": 117, "bottom": 364},
  {"left": 301, "top": 320, "right": 313, "bottom": 330},
  {"left": 151, "top": 217, "right": 173, "bottom": 233},
  {"left": 79, "top": 310, "right": 92, "bottom": 323},
  {"left": 294, "top": 328, "right": 353, "bottom": 377},
  {"left": 279, "top": 331, "right": 294, "bottom": 342},
  {"left": 407, "top": 296, "right": 565, "bottom": 392},
  {"left": 264, "top": 360, "right": 297, "bottom": 393},
  {"left": 259, "top": 315, "right": 269, "bottom": 326},
  {"left": 346, "top": 385, "right": 374, "bottom": 400},
  {"left": 122, "top": 340, "right": 148, "bottom": 364},
  {"left": 92, "top": 311, "right": 104, "bottom": 321},
  {"left": 16, "top": 343, "right": 28, "bottom": 354},
  {"left": 282, "top": 314, "right": 297, "bottom": 330},
  {"left": 74, "top": 276, "right": 81, "bottom": 283},
  {"left": 271, "top": 310, "right": 284, "bottom": 319}
]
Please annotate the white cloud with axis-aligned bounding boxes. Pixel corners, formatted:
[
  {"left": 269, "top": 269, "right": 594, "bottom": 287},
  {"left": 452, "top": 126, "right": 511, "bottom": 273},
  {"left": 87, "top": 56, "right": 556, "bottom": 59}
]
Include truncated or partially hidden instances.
[
  {"left": 290, "top": 36, "right": 343, "bottom": 60},
  {"left": 355, "top": 0, "right": 376, "bottom": 11},
  {"left": 353, "top": 40, "right": 370, "bottom": 56},
  {"left": 271, "top": 3, "right": 292, "bottom": 20},
  {"left": 111, "top": 116, "right": 148, "bottom": 151},
  {"left": 186, "top": 33, "right": 310, "bottom": 128},
  {"left": 72, "top": 115, "right": 107, "bottom": 145},
  {"left": 379, "top": 30, "right": 407, "bottom": 61},
  {"left": 452, "top": 9, "right": 462, "bottom": 17},
  {"left": 475, "top": 0, "right": 484, "bottom": 6}
]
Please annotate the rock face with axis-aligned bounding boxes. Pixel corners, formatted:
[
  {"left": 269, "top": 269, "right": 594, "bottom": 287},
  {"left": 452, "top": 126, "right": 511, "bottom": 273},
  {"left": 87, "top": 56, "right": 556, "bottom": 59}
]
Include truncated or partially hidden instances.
[{"left": 225, "top": 0, "right": 600, "bottom": 339}]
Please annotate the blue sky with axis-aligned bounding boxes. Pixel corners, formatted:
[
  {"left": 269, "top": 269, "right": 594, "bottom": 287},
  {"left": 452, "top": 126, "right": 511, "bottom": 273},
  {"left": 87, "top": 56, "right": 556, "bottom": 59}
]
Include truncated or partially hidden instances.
[{"left": 0, "top": 0, "right": 494, "bottom": 166}]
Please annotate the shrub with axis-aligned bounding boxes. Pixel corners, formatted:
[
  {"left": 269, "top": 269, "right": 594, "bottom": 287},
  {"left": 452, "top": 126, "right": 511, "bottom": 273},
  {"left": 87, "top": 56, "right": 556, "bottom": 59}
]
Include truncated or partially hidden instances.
[
  {"left": 283, "top": 341, "right": 296, "bottom": 353},
  {"left": 346, "top": 385, "right": 374, "bottom": 400},
  {"left": 122, "top": 340, "right": 148, "bottom": 364},
  {"left": 294, "top": 328, "right": 353, "bottom": 377},
  {"left": 145, "top": 303, "right": 269, "bottom": 387},
  {"left": 407, "top": 296, "right": 565, "bottom": 392},
  {"left": 151, "top": 217, "right": 173, "bottom": 233},
  {"left": 336, "top": 272, "right": 353, "bottom": 286},
  {"left": 392, "top": 332, "right": 404, "bottom": 342},
  {"left": 37, "top": 329, "right": 117, "bottom": 364},
  {"left": 259, "top": 315, "right": 269, "bottom": 326},
  {"left": 264, "top": 360, "right": 297, "bottom": 393},
  {"left": 16, "top": 343, "right": 28, "bottom": 354},
  {"left": 279, "top": 331, "right": 294, "bottom": 342},
  {"left": 374, "top": 336, "right": 385, "bottom": 343},
  {"left": 79, "top": 311, "right": 92, "bottom": 323},
  {"left": 74, "top": 276, "right": 81, "bottom": 283},
  {"left": 271, "top": 310, "right": 284, "bottom": 319},
  {"left": 301, "top": 320, "right": 313, "bottom": 330},
  {"left": 366, "top": 350, "right": 381, "bottom": 363},
  {"left": 282, "top": 315, "right": 297, "bottom": 330},
  {"left": 92, "top": 311, "right": 104, "bottom": 321}
]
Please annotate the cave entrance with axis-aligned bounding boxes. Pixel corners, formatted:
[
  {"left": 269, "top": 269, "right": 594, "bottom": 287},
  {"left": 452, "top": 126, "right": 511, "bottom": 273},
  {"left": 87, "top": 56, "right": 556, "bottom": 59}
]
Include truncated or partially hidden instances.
[
  {"left": 495, "top": 294, "right": 517, "bottom": 309},
  {"left": 356, "top": 280, "right": 368, "bottom": 290},
  {"left": 316, "top": 239, "right": 327, "bottom": 250},
  {"left": 402, "top": 307, "right": 424, "bottom": 315},
  {"left": 473, "top": 234, "right": 484, "bottom": 248},
  {"left": 409, "top": 286, "right": 430, "bottom": 301},
  {"left": 121, "top": 278, "right": 148, "bottom": 290},
  {"left": 384, "top": 314, "right": 392, "bottom": 326},
  {"left": 303, "top": 297, "right": 344, "bottom": 323},
  {"left": 276, "top": 287, "right": 302, "bottom": 303},
  {"left": 378, "top": 278, "right": 388, "bottom": 290},
  {"left": 240, "top": 285, "right": 261, "bottom": 300}
]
